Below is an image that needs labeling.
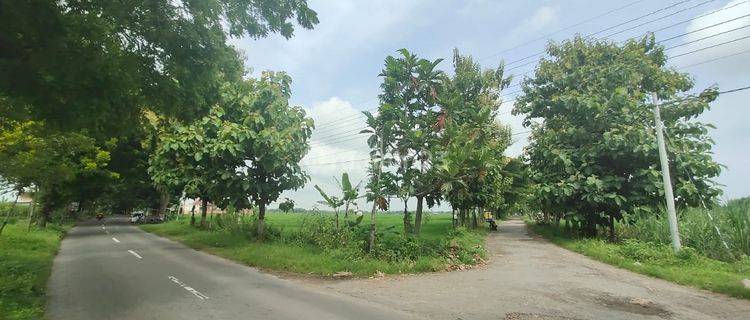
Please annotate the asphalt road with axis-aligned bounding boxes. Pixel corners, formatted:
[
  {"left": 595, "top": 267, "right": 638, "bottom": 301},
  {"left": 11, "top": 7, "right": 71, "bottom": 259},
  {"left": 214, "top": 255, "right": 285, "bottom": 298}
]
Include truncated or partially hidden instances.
[{"left": 46, "top": 216, "right": 415, "bottom": 320}]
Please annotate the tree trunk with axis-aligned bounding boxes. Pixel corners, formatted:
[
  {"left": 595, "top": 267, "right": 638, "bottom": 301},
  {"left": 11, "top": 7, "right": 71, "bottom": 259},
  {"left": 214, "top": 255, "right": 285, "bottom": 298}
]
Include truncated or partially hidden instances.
[
  {"left": 344, "top": 202, "right": 350, "bottom": 220},
  {"left": 38, "top": 201, "right": 53, "bottom": 228},
  {"left": 199, "top": 199, "right": 208, "bottom": 228},
  {"left": 189, "top": 201, "right": 196, "bottom": 226},
  {"left": 368, "top": 200, "right": 378, "bottom": 253},
  {"left": 27, "top": 198, "right": 36, "bottom": 232},
  {"left": 0, "top": 191, "right": 21, "bottom": 236},
  {"left": 582, "top": 214, "right": 597, "bottom": 237},
  {"left": 458, "top": 208, "right": 466, "bottom": 227},
  {"left": 334, "top": 208, "right": 339, "bottom": 229},
  {"left": 414, "top": 195, "right": 424, "bottom": 236},
  {"left": 257, "top": 201, "right": 266, "bottom": 241},
  {"left": 471, "top": 207, "right": 478, "bottom": 229},
  {"left": 451, "top": 207, "right": 457, "bottom": 228},
  {"left": 158, "top": 188, "right": 170, "bottom": 216},
  {"left": 402, "top": 200, "right": 410, "bottom": 235},
  {"left": 608, "top": 213, "right": 616, "bottom": 242}
]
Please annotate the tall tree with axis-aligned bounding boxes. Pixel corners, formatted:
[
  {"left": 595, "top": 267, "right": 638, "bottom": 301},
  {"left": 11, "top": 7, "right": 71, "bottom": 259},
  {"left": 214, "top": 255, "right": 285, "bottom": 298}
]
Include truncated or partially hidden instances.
[
  {"left": 218, "top": 72, "right": 313, "bottom": 240},
  {"left": 437, "top": 49, "right": 512, "bottom": 227},
  {"left": 376, "top": 49, "right": 444, "bottom": 236},
  {"left": 0, "top": 121, "right": 116, "bottom": 227},
  {"left": 514, "top": 35, "right": 722, "bottom": 239}
]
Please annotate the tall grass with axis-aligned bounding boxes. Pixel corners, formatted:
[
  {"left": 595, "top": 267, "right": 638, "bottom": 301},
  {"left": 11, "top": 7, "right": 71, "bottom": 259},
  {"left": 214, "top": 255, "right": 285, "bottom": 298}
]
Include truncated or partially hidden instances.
[
  {"left": 142, "top": 212, "right": 487, "bottom": 276},
  {"left": 619, "top": 197, "right": 750, "bottom": 261}
]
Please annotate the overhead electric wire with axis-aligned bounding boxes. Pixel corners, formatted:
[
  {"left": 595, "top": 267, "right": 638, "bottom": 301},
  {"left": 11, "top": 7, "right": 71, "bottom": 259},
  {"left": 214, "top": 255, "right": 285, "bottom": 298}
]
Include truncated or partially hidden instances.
[
  {"left": 665, "top": 23, "right": 750, "bottom": 50},
  {"left": 303, "top": 85, "right": 750, "bottom": 167},
  {"left": 313, "top": 1, "right": 750, "bottom": 150},
  {"left": 499, "top": 3, "right": 750, "bottom": 94},
  {"left": 480, "top": 0, "right": 651, "bottom": 61},
  {"left": 502, "top": 0, "right": 712, "bottom": 68},
  {"left": 315, "top": 1, "right": 745, "bottom": 133},
  {"left": 316, "top": 1, "right": 710, "bottom": 131},
  {"left": 499, "top": 27, "right": 750, "bottom": 102},
  {"left": 679, "top": 47, "right": 750, "bottom": 68},
  {"left": 670, "top": 33, "right": 750, "bottom": 58}
]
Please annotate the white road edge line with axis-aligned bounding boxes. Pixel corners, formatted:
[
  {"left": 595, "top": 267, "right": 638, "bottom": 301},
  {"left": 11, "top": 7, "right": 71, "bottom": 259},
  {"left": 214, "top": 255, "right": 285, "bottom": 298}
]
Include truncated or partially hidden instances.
[
  {"left": 128, "top": 250, "right": 143, "bottom": 259},
  {"left": 112, "top": 237, "right": 120, "bottom": 243},
  {"left": 168, "top": 275, "right": 209, "bottom": 300}
]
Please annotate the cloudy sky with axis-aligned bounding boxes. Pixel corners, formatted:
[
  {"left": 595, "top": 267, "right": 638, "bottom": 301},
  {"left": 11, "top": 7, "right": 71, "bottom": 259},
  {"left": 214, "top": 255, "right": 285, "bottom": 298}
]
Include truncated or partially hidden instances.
[{"left": 228, "top": 0, "right": 750, "bottom": 211}]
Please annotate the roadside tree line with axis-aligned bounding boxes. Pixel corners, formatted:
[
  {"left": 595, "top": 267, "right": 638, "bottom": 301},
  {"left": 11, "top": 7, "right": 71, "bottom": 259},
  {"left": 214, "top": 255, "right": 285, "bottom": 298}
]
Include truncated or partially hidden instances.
[
  {"left": 361, "top": 34, "right": 721, "bottom": 242},
  {"left": 0, "top": 0, "right": 319, "bottom": 230}
]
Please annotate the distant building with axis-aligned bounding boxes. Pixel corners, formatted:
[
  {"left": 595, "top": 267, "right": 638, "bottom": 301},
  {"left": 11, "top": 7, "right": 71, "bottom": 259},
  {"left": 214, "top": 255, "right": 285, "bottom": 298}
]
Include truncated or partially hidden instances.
[
  {"left": 17, "top": 192, "right": 33, "bottom": 204},
  {"left": 178, "top": 198, "right": 225, "bottom": 215}
]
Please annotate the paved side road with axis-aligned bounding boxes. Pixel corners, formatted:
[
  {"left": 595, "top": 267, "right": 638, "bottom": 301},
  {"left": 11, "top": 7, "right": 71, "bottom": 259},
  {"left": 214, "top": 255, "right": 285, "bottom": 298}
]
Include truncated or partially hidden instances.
[
  {"left": 46, "top": 216, "right": 416, "bottom": 320},
  {"left": 307, "top": 219, "right": 750, "bottom": 320}
]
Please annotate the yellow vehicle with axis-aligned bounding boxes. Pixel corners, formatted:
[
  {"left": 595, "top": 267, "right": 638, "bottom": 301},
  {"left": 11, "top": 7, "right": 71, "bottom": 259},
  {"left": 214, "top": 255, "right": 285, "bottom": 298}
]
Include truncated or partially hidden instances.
[{"left": 484, "top": 211, "right": 497, "bottom": 231}]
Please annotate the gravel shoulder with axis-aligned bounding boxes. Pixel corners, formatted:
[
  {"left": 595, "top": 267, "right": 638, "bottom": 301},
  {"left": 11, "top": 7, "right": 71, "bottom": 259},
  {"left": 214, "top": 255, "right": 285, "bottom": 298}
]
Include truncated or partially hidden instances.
[{"left": 301, "top": 219, "right": 750, "bottom": 320}]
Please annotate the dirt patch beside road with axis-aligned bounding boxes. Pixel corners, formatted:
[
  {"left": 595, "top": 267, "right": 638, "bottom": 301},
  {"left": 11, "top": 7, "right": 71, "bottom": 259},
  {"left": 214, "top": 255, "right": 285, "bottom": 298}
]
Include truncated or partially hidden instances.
[{"left": 301, "top": 219, "right": 750, "bottom": 320}]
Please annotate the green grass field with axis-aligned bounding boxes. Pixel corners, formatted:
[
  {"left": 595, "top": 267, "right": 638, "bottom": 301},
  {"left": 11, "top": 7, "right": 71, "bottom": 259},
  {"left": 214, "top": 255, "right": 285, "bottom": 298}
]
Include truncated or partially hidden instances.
[
  {"left": 528, "top": 222, "right": 750, "bottom": 299},
  {"left": 0, "top": 221, "right": 70, "bottom": 320},
  {"left": 142, "top": 213, "right": 487, "bottom": 277}
]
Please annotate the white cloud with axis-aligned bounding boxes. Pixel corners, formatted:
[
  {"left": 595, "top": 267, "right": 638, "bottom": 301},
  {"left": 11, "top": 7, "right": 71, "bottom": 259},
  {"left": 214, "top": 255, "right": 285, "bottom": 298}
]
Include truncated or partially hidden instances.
[
  {"left": 274, "top": 97, "right": 372, "bottom": 209},
  {"left": 671, "top": 0, "right": 750, "bottom": 78},
  {"left": 229, "top": 0, "right": 429, "bottom": 79},
  {"left": 523, "top": 6, "right": 559, "bottom": 30}
]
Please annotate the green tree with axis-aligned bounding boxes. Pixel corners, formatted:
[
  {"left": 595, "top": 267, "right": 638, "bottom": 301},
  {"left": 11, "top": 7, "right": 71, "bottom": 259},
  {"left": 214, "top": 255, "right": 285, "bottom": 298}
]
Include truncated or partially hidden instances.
[
  {"left": 0, "top": 121, "right": 116, "bottom": 227},
  {"left": 515, "top": 35, "right": 722, "bottom": 239},
  {"left": 0, "top": 0, "right": 318, "bottom": 136},
  {"left": 148, "top": 106, "right": 238, "bottom": 227},
  {"left": 219, "top": 72, "right": 313, "bottom": 240},
  {"left": 376, "top": 49, "right": 444, "bottom": 236},
  {"left": 437, "top": 49, "right": 512, "bottom": 227},
  {"left": 278, "top": 198, "right": 295, "bottom": 214}
]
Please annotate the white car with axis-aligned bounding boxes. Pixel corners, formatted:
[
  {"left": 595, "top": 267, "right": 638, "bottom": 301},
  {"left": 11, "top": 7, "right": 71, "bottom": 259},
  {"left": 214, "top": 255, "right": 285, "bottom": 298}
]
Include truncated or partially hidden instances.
[{"left": 130, "top": 212, "right": 145, "bottom": 223}]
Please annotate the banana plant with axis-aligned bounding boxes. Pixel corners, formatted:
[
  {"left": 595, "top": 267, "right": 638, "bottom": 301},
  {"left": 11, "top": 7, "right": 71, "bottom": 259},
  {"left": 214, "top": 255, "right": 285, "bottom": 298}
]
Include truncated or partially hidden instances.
[
  {"left": 336, "top": 172, "right": 363, "bottom": 220},
  {"left": 314, "top": 184, "right": 344, "bottom": 228}
]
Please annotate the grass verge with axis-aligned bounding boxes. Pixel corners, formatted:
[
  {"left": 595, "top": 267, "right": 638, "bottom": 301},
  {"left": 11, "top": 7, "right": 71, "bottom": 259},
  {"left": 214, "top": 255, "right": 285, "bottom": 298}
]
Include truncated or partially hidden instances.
[
  {"left": 528, "top": 222, "right": 750, "bottom": 299},
  {"left": 141, "top": 213, "right": 487, "bottom": 277},
  {"left": 0, "top": 221, "right": 71, "bottom": 319}
]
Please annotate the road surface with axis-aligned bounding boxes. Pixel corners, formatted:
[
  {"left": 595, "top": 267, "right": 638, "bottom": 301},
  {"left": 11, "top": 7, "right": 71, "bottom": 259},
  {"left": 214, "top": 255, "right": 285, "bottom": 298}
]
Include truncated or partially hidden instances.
[
  {"left": 48, "top": 217, "right": 750, "bottom": 320},
  {"left": 309, "top": 219, "right": 750, "bottom": 320},
  {"left": 46, "top": 216, "right": 414, "bottom": 320}
]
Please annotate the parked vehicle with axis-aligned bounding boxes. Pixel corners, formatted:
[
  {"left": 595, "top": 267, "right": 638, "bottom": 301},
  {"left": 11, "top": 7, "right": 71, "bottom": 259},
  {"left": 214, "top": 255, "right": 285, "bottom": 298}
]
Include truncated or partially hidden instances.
[{"left": 130, "top": 212, "right": 145, "bottom": 224}]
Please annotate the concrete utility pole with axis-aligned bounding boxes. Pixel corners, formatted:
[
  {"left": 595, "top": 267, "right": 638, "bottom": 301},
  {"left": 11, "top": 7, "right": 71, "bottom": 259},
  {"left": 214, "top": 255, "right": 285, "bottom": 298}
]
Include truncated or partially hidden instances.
[{"left": 652, "top": 92, "right": 682, "bottom": 253}]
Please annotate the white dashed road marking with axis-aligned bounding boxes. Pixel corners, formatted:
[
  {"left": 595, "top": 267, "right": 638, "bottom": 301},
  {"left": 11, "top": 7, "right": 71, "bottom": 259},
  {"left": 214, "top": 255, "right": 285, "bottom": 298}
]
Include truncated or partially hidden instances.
[
  {"left": 168, "top": 275, "right": 209, "bottom": 300},
  {"left": 112, "top": 237, "right": 120, "bottom": 243},
  {"left": 128, "top": 250, "right": 143, "bottom": 259}
]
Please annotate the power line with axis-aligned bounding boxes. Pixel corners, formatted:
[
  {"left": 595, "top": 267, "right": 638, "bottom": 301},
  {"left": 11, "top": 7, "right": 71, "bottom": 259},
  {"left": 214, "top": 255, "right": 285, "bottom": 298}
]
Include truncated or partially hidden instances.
[
  {"left": 665, "top": 24, "right": 750, "bottom": 50},
  {"left": 499, "top": 2, "right": 750, "bottom": 93},
  {"left": 502, "top": 0, "right": 711, "bottom": 68},
  {"left": 658, "top": 11, "right": 750, "bottom": 43},
  {"left": 670, "top": 34, "right": 750, "bottom": 58},
  {"left": 480, "top": 0, "right": 648, "bottom": 61},
  {"left": 680, "top": 47, "right": 750, "bottom": 68},
  {"left": 601, "top": 0, "right": 722, "bottom": 40},
  {"left": 303, "top": 85, "right": 750, "bottom": 167},
  {"left": 318, "top": 1, "right": 711, "bottom": 130},
  {"left": 315, "top": 1, "right": 748, "bottom": 133},
  {"left": 499, "top": 31, "right": 750, "bottom": 102},
  {"left": 300, "top": 158, "right": 370, "bottom": 167}
]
